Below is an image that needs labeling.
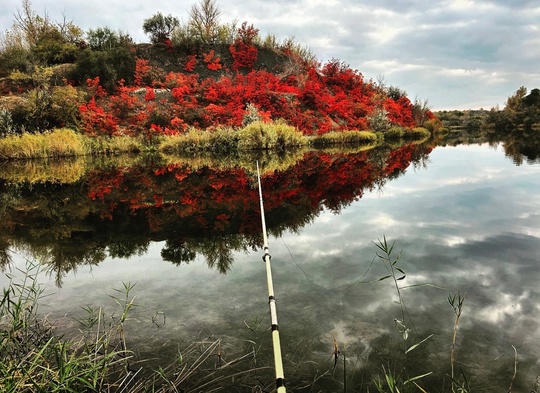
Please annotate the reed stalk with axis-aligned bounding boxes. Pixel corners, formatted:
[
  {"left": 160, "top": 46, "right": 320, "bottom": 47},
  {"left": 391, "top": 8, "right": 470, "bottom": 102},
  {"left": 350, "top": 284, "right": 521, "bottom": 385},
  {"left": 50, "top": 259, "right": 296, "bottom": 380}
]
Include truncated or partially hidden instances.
[{"left": 448, "top": 291, "right": 465, "bottom": 392}]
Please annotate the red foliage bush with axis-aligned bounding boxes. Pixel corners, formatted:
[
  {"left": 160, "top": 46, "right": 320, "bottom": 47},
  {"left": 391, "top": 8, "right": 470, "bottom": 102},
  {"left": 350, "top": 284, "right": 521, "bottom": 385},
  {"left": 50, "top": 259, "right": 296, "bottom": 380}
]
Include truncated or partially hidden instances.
[
  {"left": 79, "top": 98, "right": 119, "bottom": 136},
  {"left": 109, "top": 82, "right": 138, "bottom": 120},
  {"left": 134, "top": 59, "right": 152, "bottom": 86},
  {"left": 85, "top": 77, "right": 107, "bottom": 99},
  {"left": 229, "top": 22, "right": 259, "bottom": 71},
  {"left": 75, "top": 44, "right": 424, "bottom": 136},
  {"left": 184, "top": 55, "right": 197, "bottom": 72},
  {"left": 203, "top": 50, "right": 222, "bottom": 71},
  {"left": 145, "top": 87, "right": 156, "bottom": 101}
]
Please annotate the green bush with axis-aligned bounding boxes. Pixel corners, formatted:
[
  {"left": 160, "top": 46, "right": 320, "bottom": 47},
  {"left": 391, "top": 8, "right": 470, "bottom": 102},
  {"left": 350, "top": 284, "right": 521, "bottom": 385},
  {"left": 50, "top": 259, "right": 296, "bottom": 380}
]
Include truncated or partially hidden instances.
[
  {"left": 50, "top": 85, "right": 85, "bottom": 128},
  {"left": 311, "top": 130, "right": 377, "bottom": 147},
  {"left": 71, "top": 47, "right": 136, "bottom": 92},
  {"left": 0, "top": 108, "right": 16, "bottom": 137},
  {"left": 238, "top": 120, "right": 306, "bottom": 150},
  {"left": 424, "top": 118, "right": 442, "bottom": 133},
  {"left": 32, "top": 34, "right": 79, "bottom": 65},
  {"left": 385, "top": 126, "right": 405, "bottom": 139},
  {"left": 406, "top": 127, "right": 431, "bottom": 139},
  {"left": 0, "top": 46, "right": 32, "bottom": 76}
]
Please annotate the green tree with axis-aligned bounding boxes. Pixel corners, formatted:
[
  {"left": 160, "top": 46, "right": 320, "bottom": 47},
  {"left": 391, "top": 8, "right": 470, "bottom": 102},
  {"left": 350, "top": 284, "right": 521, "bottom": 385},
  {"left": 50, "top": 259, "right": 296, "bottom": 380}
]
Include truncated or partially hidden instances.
[
  {"left": 86, "top": 27, "right": 132, "bottom": 51},
  {"left": 32, "top": 24, "right": 79, "bottom": 64},
  {"left": 142, "top": 12, "right": 179, "bottom": 44},
  {"left": 71, "top": 46, "right": 136, "bottom": 91},
  {"left": 12, "top": 0, "right": 82, "bottom": 65},
  {"left": 505, "top": 86, "right": 527, "bottom": 115},
  {"left": 387, "top": 85, "right": 407, "bottom": 101},
  {"left": 188, "top": 0, "right": 222, "bottom": 44},
  {"left": 0, "top": 32, "right": 31, "bottom": 75}
]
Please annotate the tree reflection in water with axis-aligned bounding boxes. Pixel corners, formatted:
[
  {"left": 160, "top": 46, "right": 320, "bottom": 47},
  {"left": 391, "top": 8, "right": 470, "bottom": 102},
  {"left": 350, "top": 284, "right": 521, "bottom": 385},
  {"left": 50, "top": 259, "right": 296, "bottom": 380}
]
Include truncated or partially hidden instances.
[{"left": 0, "top": 143, "right": 432, "bottom": 283}]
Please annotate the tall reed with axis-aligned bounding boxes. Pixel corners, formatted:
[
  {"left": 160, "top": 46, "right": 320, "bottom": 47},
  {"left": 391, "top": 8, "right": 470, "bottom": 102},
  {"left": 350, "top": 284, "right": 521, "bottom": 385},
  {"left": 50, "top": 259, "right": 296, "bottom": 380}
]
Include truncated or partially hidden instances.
[{"left": 372, "top": 237, "right": 433, "bottom": 392}]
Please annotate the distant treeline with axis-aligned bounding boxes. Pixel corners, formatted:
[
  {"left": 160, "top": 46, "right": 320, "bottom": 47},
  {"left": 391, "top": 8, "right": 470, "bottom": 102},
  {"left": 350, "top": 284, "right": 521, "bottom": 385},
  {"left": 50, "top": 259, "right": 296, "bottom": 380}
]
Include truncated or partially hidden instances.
[{"left": 436, "top": 86, "right": 540, "bottom": 132}]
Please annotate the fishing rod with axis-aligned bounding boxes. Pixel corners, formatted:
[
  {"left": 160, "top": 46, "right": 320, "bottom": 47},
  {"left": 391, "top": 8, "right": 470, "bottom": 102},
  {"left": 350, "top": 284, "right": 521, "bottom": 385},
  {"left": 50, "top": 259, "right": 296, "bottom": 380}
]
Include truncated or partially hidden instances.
[{"left": 256, "top": 161, "right": 286, "bottom": 393}]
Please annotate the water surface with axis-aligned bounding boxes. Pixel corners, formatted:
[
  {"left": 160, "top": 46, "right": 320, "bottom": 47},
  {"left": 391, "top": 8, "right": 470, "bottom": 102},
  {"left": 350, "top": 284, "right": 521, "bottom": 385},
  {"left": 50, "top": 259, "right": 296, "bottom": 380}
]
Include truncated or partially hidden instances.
[{"left": 1, "top": 141, "right": 540, "bottom": 391}]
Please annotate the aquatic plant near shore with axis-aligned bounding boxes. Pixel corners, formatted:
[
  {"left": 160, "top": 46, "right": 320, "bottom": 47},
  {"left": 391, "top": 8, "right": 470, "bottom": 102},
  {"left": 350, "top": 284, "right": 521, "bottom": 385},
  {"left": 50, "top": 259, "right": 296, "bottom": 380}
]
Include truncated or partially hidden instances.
[
  {"left": 372, "top": 237, "right": 433, "bottom": 392},
  {"left": 0, "top": 262, "right": 132, "bottom": 392},
  {"left": 448, "top": 291, "right": 467, "bottom": 393},
  {"left": 0, "top": 262, "right": 272, "bottom": 392}
]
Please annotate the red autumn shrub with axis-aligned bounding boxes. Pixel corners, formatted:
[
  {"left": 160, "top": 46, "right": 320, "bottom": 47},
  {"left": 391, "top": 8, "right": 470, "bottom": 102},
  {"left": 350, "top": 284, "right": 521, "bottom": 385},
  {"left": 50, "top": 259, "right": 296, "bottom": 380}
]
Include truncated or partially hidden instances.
[
  {"left": 184, "top": 55, "right": 197, "bottom": 72},
  {"left": 85, "top": 77, "right": 107, "bottom": 99},
  {"left": 109, "top": 82, "right": 138, "bottom": 120},
  {"left": 203, "top": 50, "right": 222, "bottom": 71},
  {"left": 230, "top": 22, "right": 259, "bottom": 71},
  {"left": 134, "top": 59, "right": 152, "bottom": 86},
  {"left": 145, "top": 87, "right": 156, "bottom": 101},
  {"left": 79, "top": 98, "right": 119, "bottom": 136}
]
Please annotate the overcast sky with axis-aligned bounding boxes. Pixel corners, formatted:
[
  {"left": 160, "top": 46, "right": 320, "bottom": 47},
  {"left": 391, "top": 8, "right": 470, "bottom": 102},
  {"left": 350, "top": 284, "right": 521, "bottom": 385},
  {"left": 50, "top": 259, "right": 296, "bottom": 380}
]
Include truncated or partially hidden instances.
[{"left": 1, "top": 0, "right": 539, "bottom": 110}]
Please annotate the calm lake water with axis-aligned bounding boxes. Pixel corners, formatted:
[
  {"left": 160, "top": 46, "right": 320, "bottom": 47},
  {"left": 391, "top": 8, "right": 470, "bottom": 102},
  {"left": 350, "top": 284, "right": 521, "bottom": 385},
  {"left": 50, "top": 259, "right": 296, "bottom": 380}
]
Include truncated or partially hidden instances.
[{"left": 1, "top": 137, "right": 540, "bottom": 392}]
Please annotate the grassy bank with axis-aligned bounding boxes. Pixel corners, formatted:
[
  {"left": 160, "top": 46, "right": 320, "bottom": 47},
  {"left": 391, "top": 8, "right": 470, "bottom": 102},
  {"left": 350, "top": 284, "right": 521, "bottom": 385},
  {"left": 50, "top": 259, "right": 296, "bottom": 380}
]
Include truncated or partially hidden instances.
[
  {"left": 0, "top": 128, "right": 143, "bottom": 160},
  {"left": 0, "top": 121, "right": 432, "bottom": 160}
]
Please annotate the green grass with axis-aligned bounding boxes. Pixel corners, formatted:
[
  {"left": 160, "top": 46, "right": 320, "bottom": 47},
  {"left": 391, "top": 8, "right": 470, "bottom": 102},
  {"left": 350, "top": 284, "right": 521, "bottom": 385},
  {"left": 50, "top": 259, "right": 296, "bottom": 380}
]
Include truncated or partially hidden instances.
[
  {"left": 159, "top": 126, "right": 241, "bottom": 154},
  {"left": 0, "top": 122, "right": 429, "bottom": 161},
  {"left": 237, "top": 120, "right": 308, "bottom": 150},
  {"left": 160, "top": 120, "right": 308, "bottom": 154},
  {"left": 0, "top": 128, "right": 143, "bottom": 159},
  {"left": 0, "top": 263, "right": 133, "bottom": 392},
  {"left": 310, "top": 130, "right": 377, "bottom": 147},
  {"left": 405, "top": 127, "right": 431, "bottom": 139}
]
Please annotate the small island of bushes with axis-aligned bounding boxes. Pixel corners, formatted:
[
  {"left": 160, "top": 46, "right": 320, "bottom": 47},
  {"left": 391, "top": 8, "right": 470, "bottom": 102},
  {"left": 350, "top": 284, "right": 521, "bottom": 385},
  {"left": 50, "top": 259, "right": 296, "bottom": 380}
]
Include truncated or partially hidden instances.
[{"left": 0, "top": 0, "right": 440, "bottom": 160}]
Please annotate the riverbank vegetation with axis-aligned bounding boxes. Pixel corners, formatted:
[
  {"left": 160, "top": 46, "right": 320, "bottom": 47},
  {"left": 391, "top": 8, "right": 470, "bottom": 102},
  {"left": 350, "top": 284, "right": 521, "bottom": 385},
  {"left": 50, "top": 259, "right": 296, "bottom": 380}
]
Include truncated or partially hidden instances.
[
  {"left": 1, "top": 263, "right": 266, "bottom": 392},
  {"left": 434, "top": 85, "right": 540, "bottom": 165},
  {"left": 0, "top": 0, "right": 438, "bottom": 160},
  {"left": 435, "top": 86, "right": 540, "bottom": 133},
  {"left": 483, "top": 86, "right": 540, "bottom": 132}
]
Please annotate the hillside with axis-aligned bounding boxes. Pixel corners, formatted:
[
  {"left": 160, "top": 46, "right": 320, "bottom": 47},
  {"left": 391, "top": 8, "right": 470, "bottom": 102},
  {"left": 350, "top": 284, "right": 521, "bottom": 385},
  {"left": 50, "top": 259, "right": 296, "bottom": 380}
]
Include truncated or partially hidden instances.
[{"left": 0, "top": 1, "right": 439, "bottom": 142}]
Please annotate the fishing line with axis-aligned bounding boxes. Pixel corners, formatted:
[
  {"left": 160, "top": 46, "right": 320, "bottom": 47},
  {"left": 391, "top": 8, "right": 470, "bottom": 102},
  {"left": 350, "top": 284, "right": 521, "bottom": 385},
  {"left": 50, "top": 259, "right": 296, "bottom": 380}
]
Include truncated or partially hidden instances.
[{"left": 266, "top": 210, "right": 377, "bottom": 293}]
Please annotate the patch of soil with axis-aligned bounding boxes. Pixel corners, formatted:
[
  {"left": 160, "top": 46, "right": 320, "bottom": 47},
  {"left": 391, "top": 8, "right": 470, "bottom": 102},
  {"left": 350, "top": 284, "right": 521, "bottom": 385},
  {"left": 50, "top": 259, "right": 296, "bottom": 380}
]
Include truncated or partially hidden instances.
[{"left": 135, "top": 42, "right": 291, "bottom": 80}]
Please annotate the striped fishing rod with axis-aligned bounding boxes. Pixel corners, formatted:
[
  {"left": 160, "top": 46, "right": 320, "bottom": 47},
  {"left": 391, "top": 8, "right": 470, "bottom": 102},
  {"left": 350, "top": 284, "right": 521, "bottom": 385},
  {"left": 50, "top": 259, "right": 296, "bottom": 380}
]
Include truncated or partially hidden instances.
[{"left": 256, "top": 161, "right": 286, "bottom": 393}]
